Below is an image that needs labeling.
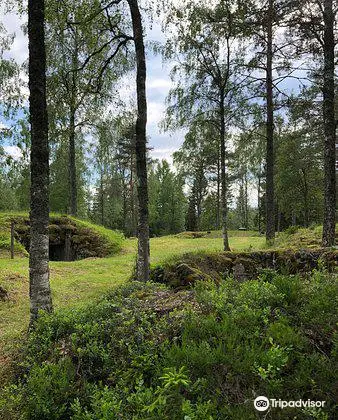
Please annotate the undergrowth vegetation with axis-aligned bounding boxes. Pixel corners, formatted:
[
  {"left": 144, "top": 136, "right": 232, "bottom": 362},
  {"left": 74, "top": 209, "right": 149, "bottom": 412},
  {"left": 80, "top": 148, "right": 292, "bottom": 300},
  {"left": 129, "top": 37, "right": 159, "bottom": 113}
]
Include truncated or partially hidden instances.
[
  {"left": 1, "top": 266, "right": 336, "bottom": 419},
  {"left": 274, "top": 224, "right": 338, "bottom": 250}
]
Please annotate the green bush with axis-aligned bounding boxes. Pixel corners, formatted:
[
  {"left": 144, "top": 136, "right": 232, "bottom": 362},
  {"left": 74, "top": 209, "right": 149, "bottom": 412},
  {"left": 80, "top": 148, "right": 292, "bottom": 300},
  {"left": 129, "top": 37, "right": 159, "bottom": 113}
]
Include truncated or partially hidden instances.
[{"left": 1, "top": 271, "right": 337, "bottom": 419}]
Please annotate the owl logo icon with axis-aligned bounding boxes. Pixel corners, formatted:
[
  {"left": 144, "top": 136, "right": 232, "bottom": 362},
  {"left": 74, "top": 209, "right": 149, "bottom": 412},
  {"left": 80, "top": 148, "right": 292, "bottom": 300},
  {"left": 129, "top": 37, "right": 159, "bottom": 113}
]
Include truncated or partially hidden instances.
[{"left": 254, "top": 396, "right": 270, "bottom": 411}]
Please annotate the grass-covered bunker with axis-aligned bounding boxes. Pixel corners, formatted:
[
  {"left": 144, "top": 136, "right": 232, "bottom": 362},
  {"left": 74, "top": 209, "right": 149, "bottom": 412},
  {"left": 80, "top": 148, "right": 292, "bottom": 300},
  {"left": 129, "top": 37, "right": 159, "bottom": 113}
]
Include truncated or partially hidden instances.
[{"left": 0, "top": 214, "right": 124, "bottom": 261}]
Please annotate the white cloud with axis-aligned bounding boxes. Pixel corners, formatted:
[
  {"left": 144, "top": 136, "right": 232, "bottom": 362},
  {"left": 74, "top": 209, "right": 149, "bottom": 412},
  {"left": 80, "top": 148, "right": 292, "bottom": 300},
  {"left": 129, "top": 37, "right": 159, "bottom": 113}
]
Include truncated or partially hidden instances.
[
  {"left": 1, "top": 9, "right": 28, "bottom": 66},
  {"left": 149, "top": 147, "right": 176, "bottom": 164},
  {"left": 0, "top": 121, "right": 9, "bottom": 130},
  {"left": 147, "top": 78, "right": 171, "bottom": 89},
  {"left": 147, "top": 101, "right": 165, "bottom": 125},
  {"left": 3, "top": 145, "right": 22, "bottom": 160}
]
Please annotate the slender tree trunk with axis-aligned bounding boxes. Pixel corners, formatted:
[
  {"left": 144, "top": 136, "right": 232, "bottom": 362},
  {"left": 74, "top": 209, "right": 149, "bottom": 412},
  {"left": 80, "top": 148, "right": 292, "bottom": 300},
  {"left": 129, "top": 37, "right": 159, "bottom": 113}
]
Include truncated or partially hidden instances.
[
  {"left": 130, "top": 155, "right": 137, "bottom": 236},
  {"left": 100, "top": 166, "right": 104, "bottom": 225},
  {"left": 257, "top": 171, "right": 261, "bottom": 233},
  {"left": 28, "top": 0, "right": 52, "bottom": 325},
  {"left": 292, "top": 211, "right": 296, "bottom": 226},
  {"left": 265, "top": 0, "right": 275, "bottom": 244},
  {"left": 123, "top": 190, "right": 127, "bottom": 233},
  {"left": 277, "top": 207, "right": 281, "bottom": 233},
  {"left": 216, "top": 147, "right": 220, "bottom": 230},
  {"left": 128, "top": 0, "right": 150, "bottom": 281},
  {"left": 220, "top": 92, "right": 230, "bottom": 251},
  {"left": 121, "top": 169, "right": 128, "bottom": 234},
  {"left": 244, "top": 171, "right": 248, "bottom": 229},
  {"left": 301, "top": 169, "right": 309, "bottom": 227},
  {"left": 68, "top": 107, "right": 77, "bottom": 216},
  {"left": 68, "top": 35, "right": 79, "bottom": 217},
  {"left": 322, "top": 0, "right": 336, "bottom": 246},
  {"left": 196, "top": 165, "right": 204, "bottom": 229}
]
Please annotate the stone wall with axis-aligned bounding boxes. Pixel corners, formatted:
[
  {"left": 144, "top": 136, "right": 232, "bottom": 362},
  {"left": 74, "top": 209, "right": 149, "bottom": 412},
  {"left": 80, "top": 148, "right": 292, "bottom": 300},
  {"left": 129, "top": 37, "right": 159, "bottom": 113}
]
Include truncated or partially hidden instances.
[{"left": 150, "top": 249, "right": 337, "bottom": 288}]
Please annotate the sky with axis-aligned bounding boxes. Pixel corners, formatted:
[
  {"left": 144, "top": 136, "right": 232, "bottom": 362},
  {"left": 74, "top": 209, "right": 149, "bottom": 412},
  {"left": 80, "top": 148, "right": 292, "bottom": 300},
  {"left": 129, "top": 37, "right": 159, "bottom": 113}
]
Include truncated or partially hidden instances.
[{"left": 0, "top": 5, "right": 183, "bottom": 165}]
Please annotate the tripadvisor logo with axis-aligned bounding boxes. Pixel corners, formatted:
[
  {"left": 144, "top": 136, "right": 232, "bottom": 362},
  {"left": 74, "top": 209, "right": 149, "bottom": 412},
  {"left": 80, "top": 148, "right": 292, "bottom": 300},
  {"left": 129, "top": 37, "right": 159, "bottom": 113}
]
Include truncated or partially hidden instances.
[
  {"left": 254, "top": 396, "right": 326, "bottom": 412},
  {"left": 254, "top": 396, "right": 269, "bottom": 411}
]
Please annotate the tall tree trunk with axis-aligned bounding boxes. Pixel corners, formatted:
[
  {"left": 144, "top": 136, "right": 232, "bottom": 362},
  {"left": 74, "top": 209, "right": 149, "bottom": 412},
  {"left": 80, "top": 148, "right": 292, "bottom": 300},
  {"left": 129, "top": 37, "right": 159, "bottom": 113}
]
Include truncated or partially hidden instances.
[
  {"left": 121, "top": 169, "right": 128, "bottom": 234},
  {"left": 277, "top": 207, "right": 281, "bottom": 233},
  {"left": 265, "top": 0, "right": 275, "bottom": 244},
  {"left": 68, "top": 35, "right": 79, "bottom": 217},
  {"left": 100, "top": 166, "right": 104, "bottom": 225},
  {"left": 68, "top": 107, "right": 77, "bottom": 216},
  {"left": 130, "top": 154, "right": 137, "bottom": 236},
  {"left": 257, "top": 170, "right": 261, "bottom": 233},
  {"left": 128, "top": 0, "right": 150, "bottom": 281},
  {"left": 322, "top": 0, "right": 336, "bottom": 246},
  {"left": 220, "top": 92, "right": 230, "bottom": 251},
  {"left": 244, "top": 171, "right": 248, "bottom": 229},
  {"left": 28, "top": 0, "right": 52, "bottom": 325},
  {"left": 216, "top": 147, "right": 221, "bottom": 230},
  {"left": 292, "top": 211, "right": 296, "bottom": 226},
  {"left": 301, "top": 168, "right": 309, "bottom": 227},
  {"left": 196, "top": 164, "right": 204, "bottom": 229},
  {"left": 123, "top": 185, "right": 127, "bottom": 234}
]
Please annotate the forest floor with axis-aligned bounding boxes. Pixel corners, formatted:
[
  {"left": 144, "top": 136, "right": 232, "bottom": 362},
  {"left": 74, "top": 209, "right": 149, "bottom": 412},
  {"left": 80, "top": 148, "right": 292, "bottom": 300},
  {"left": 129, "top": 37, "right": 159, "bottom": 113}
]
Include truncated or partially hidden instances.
[{"left": 0, "top": 230, "right": 264, "bottom": 382}]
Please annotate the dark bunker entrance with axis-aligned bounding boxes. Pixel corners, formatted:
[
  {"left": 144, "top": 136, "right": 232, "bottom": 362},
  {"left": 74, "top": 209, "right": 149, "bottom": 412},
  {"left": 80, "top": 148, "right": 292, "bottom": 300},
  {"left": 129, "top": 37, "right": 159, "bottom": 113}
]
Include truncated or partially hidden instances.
[
  {"left": 49, "top": 233, "right": 74, "bottom": 261},
  {"left": 13, "top": 216, "right": 106, "bottom": 261}
]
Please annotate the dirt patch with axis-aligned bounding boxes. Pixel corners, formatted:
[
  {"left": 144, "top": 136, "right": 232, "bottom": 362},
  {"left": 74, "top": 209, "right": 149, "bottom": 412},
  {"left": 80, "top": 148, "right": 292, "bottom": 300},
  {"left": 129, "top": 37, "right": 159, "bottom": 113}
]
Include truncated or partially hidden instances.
[
  {"left": 2, "top": 273, "right": 27, "bottom": 283},
  {"left": 137, "top": 289, "right": 200, "bottom": 315}
]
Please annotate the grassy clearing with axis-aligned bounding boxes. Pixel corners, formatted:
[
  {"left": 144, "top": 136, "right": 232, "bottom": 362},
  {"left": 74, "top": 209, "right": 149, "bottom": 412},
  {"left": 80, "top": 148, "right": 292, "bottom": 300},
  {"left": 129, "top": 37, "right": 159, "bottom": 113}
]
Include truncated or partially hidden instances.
[
  {"left": 174, "top": 230, "right": 261, "bottom": 239},
  {"left": 0, "top": 231, "right": 265, "bottom": 382}
]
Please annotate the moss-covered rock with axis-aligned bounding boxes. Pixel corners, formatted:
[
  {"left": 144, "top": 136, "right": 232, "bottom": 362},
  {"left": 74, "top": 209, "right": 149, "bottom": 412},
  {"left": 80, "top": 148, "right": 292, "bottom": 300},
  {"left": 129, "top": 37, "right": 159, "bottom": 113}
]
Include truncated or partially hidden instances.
[
  {"left": 233, "top": 257, "right": 257, "bottom": 281},
  {"left": 151, "top": 262, "right": 211, "bottom": 288},
  {"left": 151, "top": 248, "right": 337, "bottom": 289}
]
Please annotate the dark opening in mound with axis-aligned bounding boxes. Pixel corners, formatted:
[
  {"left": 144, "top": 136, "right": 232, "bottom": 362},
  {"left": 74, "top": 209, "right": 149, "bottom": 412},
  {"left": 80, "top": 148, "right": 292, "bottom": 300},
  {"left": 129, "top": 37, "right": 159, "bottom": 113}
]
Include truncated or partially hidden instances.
[
  {"left": 49, "top": 239, "right": 74, "bottom": 261},
  {"left": 13, "top": 216, "right": 113, "bottom": 261}
]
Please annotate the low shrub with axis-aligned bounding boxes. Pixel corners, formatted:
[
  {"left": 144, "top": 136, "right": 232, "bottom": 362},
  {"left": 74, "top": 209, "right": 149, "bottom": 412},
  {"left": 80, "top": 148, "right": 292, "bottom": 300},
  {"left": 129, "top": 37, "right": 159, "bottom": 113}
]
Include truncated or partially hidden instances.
[{"left": 1, "top": 269, "right": 337, "bottom": 419}]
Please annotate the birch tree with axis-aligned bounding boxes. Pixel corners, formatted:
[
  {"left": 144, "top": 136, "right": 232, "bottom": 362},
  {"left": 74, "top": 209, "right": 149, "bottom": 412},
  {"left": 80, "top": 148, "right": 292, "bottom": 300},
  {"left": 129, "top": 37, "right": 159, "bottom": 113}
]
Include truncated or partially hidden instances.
[
  {"left": 28, "top": 0, "right": 52, "bottom": 324},
  {"left": 163, "top": 0, "right": 250, "bottom": 251},
  {"left": 128, "top": 0, "right": 150, "bottom": 281}
]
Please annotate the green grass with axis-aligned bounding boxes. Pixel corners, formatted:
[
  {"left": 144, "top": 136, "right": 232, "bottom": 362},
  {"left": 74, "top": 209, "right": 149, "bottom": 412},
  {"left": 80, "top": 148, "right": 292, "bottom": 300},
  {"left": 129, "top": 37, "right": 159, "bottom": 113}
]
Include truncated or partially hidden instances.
[
  {"left": 175, "top": 230, "right": 261, "bottom": 239},
  {"left": 0, "top": 231, "right": 264, "bottom": 380}
]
